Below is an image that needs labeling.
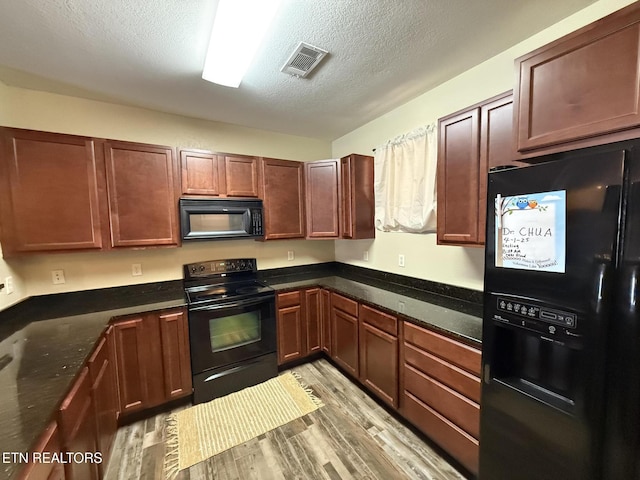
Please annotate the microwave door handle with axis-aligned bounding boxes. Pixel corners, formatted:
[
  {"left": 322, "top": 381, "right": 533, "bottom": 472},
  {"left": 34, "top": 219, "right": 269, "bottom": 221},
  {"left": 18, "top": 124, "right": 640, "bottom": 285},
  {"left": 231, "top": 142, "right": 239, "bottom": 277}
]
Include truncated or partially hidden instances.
[{"left": 189, "top": 297, "right": 271, "bottom": 312}]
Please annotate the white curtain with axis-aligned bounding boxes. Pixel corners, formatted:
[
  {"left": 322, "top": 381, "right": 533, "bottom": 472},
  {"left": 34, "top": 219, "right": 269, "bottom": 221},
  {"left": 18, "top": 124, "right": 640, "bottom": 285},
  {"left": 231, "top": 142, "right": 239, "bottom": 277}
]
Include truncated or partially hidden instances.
[{"left": 374, "top": 124, "right": 437, "bottom": 233}]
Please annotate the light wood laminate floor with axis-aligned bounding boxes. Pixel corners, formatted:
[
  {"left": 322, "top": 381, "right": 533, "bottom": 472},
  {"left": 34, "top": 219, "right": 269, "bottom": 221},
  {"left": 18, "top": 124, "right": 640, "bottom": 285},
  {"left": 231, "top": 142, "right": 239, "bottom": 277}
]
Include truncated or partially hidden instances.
[{"left": 104, "top": 358, "right": 467, "bottom": 480}]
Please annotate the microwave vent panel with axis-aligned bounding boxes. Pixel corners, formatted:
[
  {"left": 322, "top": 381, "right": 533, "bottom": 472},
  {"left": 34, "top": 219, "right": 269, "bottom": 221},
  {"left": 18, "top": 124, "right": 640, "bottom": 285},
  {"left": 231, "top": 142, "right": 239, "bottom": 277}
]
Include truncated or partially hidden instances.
[{"left": 281, "top": 42, "right": 328, "bottom": 78}]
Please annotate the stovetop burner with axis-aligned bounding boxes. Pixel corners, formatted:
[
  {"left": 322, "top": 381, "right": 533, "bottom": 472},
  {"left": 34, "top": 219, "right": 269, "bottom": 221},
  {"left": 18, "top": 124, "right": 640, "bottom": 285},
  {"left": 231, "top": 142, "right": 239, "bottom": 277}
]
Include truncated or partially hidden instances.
[
  {"left": 186, "top": 279, "right": 273, "bottom": 304},
  {"left": 183, "top": 258, "right": 274, "bottom": 305}
]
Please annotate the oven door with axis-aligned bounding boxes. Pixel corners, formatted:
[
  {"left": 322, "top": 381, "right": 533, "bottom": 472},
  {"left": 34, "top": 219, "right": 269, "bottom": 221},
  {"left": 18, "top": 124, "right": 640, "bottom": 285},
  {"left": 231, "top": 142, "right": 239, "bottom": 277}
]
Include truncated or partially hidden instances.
[{"left": 188, "top": 294, "right": 276, "bottom": 375}]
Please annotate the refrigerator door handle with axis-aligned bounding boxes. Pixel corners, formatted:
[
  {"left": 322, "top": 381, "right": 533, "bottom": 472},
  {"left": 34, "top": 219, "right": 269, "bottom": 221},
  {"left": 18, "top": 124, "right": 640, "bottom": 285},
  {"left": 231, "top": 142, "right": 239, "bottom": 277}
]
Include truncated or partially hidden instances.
[
  {"left": 483, "top": 363, "right": 491, "bottom": 384},
  {"left": 624, "top": 263, "right": 638, "bottom": 314}
]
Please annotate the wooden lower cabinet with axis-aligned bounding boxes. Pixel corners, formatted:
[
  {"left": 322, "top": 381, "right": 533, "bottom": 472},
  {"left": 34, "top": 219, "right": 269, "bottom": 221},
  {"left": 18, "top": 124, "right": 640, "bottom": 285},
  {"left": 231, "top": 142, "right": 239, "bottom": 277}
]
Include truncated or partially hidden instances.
[
  {"left": 112, "top": 307, "right": 191, "bottom": 415},
  {"left": 276, "top": 288, "right": 324, "bottom": 364},
  {"left": 330, "top": 293, "right": 359, "bottom": 377},
  {"left": 112, "top": 316, "right": 148, "bottom": 414},
  {"left": 276, "top": 290, "right": 305, "bottom": 364},
  {"left": 87, "top": 328, "right": 118, "bottom": 477},
  {"left": 320, "top": 289, "right": 331, "bottom": 355},
  {"left": 305, "top": 288, "right": 322, "bottom": 354},
  {"left": 359, "top": 305, "right": 398, "bottom": 408},
  {"left": 57, "top": 367, "right": 100, "bottom": 480},
  {"left": 158, "top": 310, "right": 192, "bottom": 400},
  {"left": 401, "top": 321, "right": 481, "bottom": 476},
  {"left": 19, "top": 422, "right": 65, "bottom": 480}
]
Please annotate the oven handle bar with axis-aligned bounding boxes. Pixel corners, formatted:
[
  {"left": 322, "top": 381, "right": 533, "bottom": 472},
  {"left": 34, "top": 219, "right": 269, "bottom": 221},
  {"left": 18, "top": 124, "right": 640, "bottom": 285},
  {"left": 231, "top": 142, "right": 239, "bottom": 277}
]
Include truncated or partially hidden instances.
[
  {"left": 203, "top": 358, "right": 264, "bottom": 382},
  {"left": 189, "top": 295, "right": 274, "bottom": 312}
]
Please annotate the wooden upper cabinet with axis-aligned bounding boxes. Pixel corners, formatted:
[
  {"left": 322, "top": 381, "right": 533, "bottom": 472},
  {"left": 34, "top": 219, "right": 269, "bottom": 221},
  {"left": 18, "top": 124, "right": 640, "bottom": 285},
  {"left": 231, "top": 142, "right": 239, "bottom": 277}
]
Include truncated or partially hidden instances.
[
  {"left": 305, "top": 159, "right": 340, "bottom": 238},
  {"left": 437, "top": 107, "right": 481, "bottom": 245},
  {"left": 260, "top": 158, "right": 305, "bottom": 239},
  {"left": 478, "top": 93, "right": 523, "bottom": 243},
  {"left": 340, "top": 154, "right": 374, "bottom": 239},
  {"left": 438, "top": 92, "right": 520, "bottom": 246},
  {"left": 104, "top": 141, "right": 179, "bottom": 247},
  {"left": 515, "top": 2, "right": 640, "bottom": 154},
  {"left": 0, "top": 128, "right": 105, "bottom": 255},
  {"left": 180, "top": 150, "right": 260, "bottom": 198},
  {"left": 180, "top": 149, "right": 223, "bottom": 195},
  {"left": 223, "top": 154, "right": 259, "bottom": 197}
]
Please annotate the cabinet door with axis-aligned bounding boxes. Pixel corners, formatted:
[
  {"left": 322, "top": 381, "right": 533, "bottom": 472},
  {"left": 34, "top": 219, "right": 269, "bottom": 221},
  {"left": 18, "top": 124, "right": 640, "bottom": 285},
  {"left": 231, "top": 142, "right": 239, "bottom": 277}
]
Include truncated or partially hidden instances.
[
  {"left": 104, "top": 141, "right": 179, "bottom": 247},
  {"left": 359, "top": 305, "right": 398, "bottom": 408},
  {"left": 305, "top": 288, "right": 322, "bottom": 354},
  {"left": 261, "top": 158, "right": 305, "bottom": 239},
  {"left": 515, "top": 3, "right": 640, "bottom": 153},
  {"left": 305, "top": 159, "right": 340, "bottom": 238},
  {"left": 478, "top": 93, "right": 522, "bottom": 244},
  {"left": 0, "top": 128, "right": 105, "bottom": 255},
  {"left": 180, "top": 149, "right": 223, "bottom": 195},
  {"left": 87, "top": 329, "right": 118, "bottom": 475},
  {"left": 437, "top": 108, "right": 480, "bottom": 245},
  {"left": 331, "top": 293, "right": 359, "bottom": 377},
  {"left": 341, "top": 154, "right": 375, "bottom": 240},
  {"left": 320, "top": 289, "right": 332, "bottom": 356},
  {"left": 112, "top": 316, "right": 149, "bottom": 414},
  {"left": 276, "top": 291, "right": 305, "bottom": 365},
  {"left": 19, "top": 422, "right": 64, "bottom": 480},
  {"left": 224, "top": 155, "right": 259, "bottom": 197},
  {"left": 58, "top": 367, "right": 99, "bottom": 480},
  {"left": 158, "top": 308, "right": 192, "bottom": 400},
  {"left": 360, "top": 321, "right": 398, "bottom": 408}
]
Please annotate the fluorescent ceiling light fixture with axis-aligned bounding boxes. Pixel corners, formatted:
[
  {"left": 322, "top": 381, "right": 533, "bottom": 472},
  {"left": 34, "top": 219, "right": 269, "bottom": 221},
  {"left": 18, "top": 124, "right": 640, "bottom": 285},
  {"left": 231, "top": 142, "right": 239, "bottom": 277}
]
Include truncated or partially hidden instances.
[{"left": 202, "top": 0, "right": 283, "bottom": 88}]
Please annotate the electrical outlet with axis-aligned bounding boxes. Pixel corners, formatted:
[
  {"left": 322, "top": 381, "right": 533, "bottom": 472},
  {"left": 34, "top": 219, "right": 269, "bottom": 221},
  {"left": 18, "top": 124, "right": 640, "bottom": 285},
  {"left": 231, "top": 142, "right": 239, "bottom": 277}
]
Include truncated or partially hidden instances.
[
  {"left": 132, "top": 263, "right": 143, "bottom": 276},
  {"left": 363, "top": 250, "right": 369, "bottom": 261},
  {"left": 398, "top": 301, "right": 405, "bottom": 313},
  {"left": 51, "top": 270, "right": 65, "bottom": 284},
  {"left": 5, "top": 276, "right": 13, "bottom": 295},
  {"left": 398, "top": 254, "right": 405, "bottom": 267},
  {"left": 287, "top": 251, "right": 294, "bottom": 261}
]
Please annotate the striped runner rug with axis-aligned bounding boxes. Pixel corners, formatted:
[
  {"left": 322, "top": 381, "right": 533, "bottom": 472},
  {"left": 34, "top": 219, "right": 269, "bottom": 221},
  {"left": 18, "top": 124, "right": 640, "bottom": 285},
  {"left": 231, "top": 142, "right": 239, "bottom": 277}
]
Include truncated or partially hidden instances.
[{"left": 164, "top": 372, "right": 323, "bottom": 478}]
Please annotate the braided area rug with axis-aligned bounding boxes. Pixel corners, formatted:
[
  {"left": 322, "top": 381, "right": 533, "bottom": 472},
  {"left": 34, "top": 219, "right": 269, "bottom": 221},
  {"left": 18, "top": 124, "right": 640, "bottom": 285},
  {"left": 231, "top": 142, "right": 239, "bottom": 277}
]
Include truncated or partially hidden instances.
[{"left": 165, "top": 372, "right": 323, "bottom": 478}]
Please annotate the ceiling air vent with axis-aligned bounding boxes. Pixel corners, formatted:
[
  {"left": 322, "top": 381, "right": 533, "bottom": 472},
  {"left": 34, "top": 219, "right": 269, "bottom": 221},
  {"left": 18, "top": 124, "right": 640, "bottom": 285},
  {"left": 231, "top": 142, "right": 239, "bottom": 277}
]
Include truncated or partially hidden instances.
[{"left": 281, "top": 42, "right": 328, "bottom": 78}]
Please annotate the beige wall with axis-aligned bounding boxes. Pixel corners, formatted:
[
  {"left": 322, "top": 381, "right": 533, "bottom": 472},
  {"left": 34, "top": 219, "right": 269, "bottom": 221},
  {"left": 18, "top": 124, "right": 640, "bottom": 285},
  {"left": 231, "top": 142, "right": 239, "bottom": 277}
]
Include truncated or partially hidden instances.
[
  {"left": 332, "top": 0, "right": 636, "bottom": 291},
  {"left": 0, "top": 81, "right": 333, "bottom": 305}
]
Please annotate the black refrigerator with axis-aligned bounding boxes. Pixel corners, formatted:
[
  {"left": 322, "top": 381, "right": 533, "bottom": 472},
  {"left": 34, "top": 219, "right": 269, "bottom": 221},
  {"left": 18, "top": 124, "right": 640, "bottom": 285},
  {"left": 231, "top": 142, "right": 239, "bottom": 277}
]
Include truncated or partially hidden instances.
[{"left": 480, "top": 140, "right": 640, "bottom": 480}]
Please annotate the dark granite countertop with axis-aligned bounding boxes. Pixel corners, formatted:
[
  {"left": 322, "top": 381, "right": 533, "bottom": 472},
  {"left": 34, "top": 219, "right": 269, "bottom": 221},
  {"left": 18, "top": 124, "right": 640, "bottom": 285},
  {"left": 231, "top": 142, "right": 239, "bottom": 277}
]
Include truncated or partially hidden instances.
[
  {"left": 0, "top": 281, "right": 186, "bottom": 480},
  {"left": 0, "top": 266, "right": 482, "bottom": 480},
  {"left": 262, "top": 274, "right": 482, "bottom": 346}
]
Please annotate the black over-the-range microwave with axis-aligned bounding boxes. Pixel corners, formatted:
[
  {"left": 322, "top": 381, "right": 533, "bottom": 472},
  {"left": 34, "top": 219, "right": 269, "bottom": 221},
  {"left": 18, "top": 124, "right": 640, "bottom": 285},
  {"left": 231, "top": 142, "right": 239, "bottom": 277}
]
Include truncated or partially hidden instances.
[{"left": 179, "top": 198, "right": 264, "bottom": 241}]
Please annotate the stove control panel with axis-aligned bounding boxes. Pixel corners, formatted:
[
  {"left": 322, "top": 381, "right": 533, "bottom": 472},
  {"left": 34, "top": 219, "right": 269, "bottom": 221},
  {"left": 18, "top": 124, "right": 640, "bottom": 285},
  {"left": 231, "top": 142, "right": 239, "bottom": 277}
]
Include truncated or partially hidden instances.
[{"left": 185, "top": 258, "right": 257, "bottom": 277}]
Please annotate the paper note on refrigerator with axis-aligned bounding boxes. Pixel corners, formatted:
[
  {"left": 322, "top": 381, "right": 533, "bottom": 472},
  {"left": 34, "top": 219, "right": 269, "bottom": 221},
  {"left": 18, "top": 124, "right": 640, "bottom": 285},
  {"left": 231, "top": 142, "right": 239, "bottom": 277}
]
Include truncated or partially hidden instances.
[{"left": 495, "top": 190, "right": 566, "bottom": 273}]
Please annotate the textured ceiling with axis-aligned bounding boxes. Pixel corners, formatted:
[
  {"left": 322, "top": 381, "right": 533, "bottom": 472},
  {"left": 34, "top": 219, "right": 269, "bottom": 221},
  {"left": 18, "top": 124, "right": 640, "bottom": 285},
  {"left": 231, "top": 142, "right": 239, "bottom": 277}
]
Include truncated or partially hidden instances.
[{"left": 0, "top": 0, "right": 596, "bottom": 140}]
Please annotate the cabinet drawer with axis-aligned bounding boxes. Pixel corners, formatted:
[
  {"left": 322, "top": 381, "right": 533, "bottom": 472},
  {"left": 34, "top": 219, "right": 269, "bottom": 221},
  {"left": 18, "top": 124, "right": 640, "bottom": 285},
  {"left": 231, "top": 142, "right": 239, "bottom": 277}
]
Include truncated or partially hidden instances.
[
  {"left": 360, "top": 304, "right": 397, "bottom": 336},
  {"left": 331, "top": 292, "right": 358, "bottom": 317},
  {"left": 277, "top": 290, "right": 302, "bottom": 308},
  {"left": 404, "top": 342, "right": 480, "bottom": 403},
  {"left": 404, "top": 364, "right": 479, "bottom": 438},
  {"left": 404, "top": 322, "right": 481, "bottom": 376},
  {"left": 403, "top": 390, "right": 478, "bottom": 476}
]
